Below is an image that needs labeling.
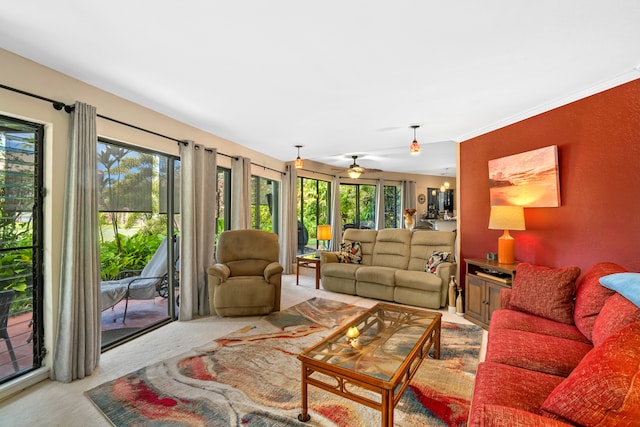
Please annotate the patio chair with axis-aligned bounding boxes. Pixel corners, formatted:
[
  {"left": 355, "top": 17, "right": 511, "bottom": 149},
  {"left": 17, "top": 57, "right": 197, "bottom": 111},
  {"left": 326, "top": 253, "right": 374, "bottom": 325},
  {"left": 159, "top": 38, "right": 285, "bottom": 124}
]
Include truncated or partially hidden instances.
[
  {"left": 0, "top": 290, "right": 19, "bottom": 372},
  {"left": 101, "top": 236, "right": 180, "bottom": 323}
]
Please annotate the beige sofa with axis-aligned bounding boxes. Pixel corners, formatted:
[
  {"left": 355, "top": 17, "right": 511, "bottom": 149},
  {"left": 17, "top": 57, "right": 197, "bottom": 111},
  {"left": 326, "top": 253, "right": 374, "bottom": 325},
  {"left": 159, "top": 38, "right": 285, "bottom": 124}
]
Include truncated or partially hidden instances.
[{"left": 320, "top": 228, "right": 457, "bottom": 309}]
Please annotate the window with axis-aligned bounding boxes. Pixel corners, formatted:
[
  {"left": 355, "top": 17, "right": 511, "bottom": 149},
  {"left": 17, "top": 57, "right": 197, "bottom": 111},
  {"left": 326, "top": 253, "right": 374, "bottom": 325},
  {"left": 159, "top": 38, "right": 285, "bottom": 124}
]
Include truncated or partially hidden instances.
[
  {"left": 0, "top": 115, "right": 44, "bottom": 384},
  {"left": 340, "top": 183, "right": 376, "bottom": 230},
  {"left": 384, "top": 185, "right": 401, "bottom": 228},
  {"left": 251, "top": 175, "right": 279, "bottom": 234},
  {"left": 297, "top": 177, "right": 330, "bottom": 254}
]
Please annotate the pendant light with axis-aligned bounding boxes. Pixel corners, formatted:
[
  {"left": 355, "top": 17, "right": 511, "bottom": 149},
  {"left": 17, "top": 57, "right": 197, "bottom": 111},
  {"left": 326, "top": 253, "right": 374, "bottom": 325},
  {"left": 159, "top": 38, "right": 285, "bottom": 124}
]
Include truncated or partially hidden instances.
[
  {"left": 294, "top": 145, "right": 303, "bottom": 169},
  {"left": 409, "top": 125, "right": 420, "bottom": 155}
]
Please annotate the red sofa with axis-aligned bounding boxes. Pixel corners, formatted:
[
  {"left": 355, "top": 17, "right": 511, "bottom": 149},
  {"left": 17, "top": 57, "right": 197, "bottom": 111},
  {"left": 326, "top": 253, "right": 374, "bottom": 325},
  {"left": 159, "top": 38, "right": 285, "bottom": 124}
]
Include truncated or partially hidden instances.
[{"left": 468, "top": 262, "right": 640, "bottom": 426}]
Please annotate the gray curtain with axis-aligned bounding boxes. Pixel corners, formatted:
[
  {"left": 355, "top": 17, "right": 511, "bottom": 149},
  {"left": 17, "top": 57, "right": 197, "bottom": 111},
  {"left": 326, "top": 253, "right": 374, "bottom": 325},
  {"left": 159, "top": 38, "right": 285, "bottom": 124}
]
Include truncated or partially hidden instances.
[
  {"left": 330, "top": 175, "right": 342, "bottom": 249},
  {"left": 376, "top": 178, "right": 385, "bottom": 230},
  {"left": 52, "top": 101, "right": 100, "bottom": 382},
  {"left": 231, "top": 156, "right": 251, "bottom": 229},
  {"left": 280, "top": 163, "right": 297, "bottom": 274},
  {"left": 179, "top": 142, "right": 217, "bottom": 320}
]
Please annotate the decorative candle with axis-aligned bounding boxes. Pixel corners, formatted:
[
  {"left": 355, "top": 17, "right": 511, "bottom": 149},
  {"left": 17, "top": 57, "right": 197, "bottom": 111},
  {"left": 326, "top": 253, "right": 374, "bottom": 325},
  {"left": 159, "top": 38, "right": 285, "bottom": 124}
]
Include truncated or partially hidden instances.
[{"left": 346, "top": 326, "right": 360, "bottom": 339}]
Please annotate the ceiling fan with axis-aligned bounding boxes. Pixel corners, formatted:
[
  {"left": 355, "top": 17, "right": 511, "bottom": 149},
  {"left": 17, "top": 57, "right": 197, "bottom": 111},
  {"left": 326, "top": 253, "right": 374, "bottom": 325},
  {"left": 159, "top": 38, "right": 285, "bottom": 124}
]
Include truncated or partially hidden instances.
[{"left": 333, "top": 155, "right": 382, "bottom": 179}]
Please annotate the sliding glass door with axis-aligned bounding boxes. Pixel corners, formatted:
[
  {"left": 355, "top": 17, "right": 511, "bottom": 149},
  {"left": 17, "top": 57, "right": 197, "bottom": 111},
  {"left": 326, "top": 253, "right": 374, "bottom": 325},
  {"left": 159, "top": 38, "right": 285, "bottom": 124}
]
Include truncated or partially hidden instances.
[{"left": 98, "top": 139, "right": 179, "bottom": 350}]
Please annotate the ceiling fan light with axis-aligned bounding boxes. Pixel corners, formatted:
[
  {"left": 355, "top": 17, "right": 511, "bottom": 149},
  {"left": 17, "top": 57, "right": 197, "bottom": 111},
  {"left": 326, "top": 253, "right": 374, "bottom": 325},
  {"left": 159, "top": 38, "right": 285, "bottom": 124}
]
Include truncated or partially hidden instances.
[
  {"left": 409, "top": 140, "right": 421, "bottom": 155},
  {"left": 348, "top": 169, "right": 361, "bottom": 179}
]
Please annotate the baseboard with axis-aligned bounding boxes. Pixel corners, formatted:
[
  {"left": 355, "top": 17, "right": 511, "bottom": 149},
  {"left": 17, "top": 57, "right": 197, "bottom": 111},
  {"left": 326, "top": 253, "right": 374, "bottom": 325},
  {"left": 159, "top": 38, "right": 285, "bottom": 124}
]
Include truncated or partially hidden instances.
[{"left": 0, "top": 367, "right": 49, "bottom": 402}]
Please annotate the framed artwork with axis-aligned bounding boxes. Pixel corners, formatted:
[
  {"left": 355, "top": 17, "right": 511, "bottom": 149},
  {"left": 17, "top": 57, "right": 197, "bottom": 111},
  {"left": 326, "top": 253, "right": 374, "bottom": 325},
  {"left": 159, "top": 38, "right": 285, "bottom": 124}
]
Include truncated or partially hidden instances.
[{"left": 488, "top": 145, "right": 561, "bottom": 207}]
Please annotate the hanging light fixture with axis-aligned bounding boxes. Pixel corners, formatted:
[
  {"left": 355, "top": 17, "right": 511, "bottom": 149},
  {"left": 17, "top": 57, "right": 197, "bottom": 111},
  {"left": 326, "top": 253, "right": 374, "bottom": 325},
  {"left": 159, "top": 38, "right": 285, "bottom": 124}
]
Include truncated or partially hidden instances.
[
  {"left": 444, "top": 181, "right": 450, "bottom": 189},
  {"left": 347, "top": 156, "right": 364, "bottom": 179},
  {"left": 409, "top": 125, "right": 421, "bottom": 155},
  {"left": 294, "top": 145, "right": 304, "bottom": 169},
  {"left": 348, "top": 169, "right": 362, "bottom": 179}
]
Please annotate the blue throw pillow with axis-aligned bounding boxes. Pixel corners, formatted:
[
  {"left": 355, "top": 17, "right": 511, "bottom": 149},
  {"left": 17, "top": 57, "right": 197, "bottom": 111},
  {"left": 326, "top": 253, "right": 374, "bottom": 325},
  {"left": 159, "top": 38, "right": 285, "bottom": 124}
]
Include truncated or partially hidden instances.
[{"left": 599, "top": 272, "right": 640, "bottom": 307}]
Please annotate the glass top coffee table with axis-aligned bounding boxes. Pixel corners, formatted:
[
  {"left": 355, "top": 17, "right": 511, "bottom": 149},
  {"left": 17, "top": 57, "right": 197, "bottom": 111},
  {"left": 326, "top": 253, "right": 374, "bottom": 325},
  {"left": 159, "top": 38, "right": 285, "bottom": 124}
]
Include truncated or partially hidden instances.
[{"left": 297, "top": 302, "right": 441, "bottom": 426}]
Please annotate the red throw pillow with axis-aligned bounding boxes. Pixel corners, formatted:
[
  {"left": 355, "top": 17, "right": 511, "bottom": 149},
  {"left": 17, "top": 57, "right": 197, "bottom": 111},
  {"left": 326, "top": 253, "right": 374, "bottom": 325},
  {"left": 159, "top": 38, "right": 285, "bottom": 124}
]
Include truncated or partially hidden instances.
[
  {"left": 591, "top": 293, "right": 640, "bottom": 346},
  {"left": 573, "top": 262, "right": 625, "bottom": 341},
  {"left": 509, "top": 263, "right": 581, "bottom": 324},
  {"left": 541, "top": 322, "right": 640, "bottom": 425}
]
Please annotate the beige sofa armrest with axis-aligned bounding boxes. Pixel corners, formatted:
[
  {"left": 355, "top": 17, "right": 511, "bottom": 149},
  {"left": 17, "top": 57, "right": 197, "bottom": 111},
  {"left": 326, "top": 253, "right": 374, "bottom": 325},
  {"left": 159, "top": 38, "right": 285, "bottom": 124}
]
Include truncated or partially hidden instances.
[
  {"left": 208, "top": 264, "right": 231, "bottom": 282},
  {"left": 435, "top": 261, "right": 457, "bottom": 283},
  {"left": 319, "top": 251, "right": 339, "bottom": 264},
  {"left": 264, "top": 262, "right": 284, "bottom": 282}
]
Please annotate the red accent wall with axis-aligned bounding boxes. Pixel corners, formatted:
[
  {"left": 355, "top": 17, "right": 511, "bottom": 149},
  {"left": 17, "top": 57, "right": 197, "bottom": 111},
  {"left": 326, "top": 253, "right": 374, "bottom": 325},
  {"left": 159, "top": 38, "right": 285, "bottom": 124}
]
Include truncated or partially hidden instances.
[{"left": 460, "top": 78, "right": 640, "bottom": 279}]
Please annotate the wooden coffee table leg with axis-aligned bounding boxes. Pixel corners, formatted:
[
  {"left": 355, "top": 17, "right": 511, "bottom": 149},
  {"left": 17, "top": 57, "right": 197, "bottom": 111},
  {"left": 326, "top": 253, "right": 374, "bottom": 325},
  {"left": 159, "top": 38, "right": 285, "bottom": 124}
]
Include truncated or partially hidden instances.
[
  {"left": 434, "top": 320, "right": 441, "bottom": 359},
  {"left": 298, "top": 365, "right": 311, "bottom": 422},
  {"left": 296, "top": 259, "right": 301, "bottom": 286},
  {"left": 381, "top": 389, "right": 393, "bottom": 426}
]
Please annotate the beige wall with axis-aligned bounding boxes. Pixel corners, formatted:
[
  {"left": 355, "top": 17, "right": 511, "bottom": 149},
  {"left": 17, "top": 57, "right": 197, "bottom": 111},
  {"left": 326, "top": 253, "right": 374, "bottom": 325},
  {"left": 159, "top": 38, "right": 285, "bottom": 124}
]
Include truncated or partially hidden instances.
[{"left": 0, "top": 48, "right": 454, "bottom": 371}]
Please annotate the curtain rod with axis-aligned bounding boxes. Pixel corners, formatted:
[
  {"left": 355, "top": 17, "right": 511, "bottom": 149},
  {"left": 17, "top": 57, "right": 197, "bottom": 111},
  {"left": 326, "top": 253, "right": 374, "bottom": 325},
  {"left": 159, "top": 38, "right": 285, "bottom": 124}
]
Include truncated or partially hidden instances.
[
  {"left": 100, "top": 116, "right": 282, "bottom": 174},
  {"left": 3, "top": 83, "right": 284, "bottom": 175},
  {"left": 99, "top": 113, "right": 183, "bottom": 143},
  {"left": 0, "top": 83, "right": 71, "bottom": 112}
]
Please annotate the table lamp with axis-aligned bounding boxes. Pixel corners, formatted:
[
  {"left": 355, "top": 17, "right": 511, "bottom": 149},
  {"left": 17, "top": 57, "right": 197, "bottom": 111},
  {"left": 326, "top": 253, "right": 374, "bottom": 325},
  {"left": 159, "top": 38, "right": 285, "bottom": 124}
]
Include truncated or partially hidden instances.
[
  {"left": 316, "top": 224, "right": 332, "bottom": 256},
  {"left": 488, "top": 205, "right": 525, "bottom": 264}
]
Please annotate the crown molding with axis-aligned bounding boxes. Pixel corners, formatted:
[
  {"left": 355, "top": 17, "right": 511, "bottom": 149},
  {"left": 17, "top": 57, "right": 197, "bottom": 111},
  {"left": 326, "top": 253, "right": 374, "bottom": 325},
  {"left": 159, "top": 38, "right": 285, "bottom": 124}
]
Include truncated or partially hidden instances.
[{"left": 456, "top": 71, "right": 640, "bottom": 143}]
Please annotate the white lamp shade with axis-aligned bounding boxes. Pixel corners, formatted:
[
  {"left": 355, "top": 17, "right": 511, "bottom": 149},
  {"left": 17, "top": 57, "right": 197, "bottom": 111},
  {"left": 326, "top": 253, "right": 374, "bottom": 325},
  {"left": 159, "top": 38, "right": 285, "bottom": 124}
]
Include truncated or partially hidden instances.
[{"left": 488, "top": 206, "right": 525, "bottom": 231}]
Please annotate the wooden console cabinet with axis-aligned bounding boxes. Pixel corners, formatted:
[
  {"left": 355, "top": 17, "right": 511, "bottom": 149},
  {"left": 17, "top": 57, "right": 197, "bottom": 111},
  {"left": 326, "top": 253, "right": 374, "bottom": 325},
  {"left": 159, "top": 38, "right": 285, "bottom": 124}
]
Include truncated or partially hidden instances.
[{"left": 464, "top": 258, "right": 519, "bottom": 329}]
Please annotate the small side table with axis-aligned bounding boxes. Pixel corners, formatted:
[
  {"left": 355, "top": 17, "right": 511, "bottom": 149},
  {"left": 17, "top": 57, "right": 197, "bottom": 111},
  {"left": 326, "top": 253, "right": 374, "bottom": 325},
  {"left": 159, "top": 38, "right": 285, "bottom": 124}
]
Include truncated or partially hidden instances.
[{"left": 296, "top": 255, "right": 321, "bottom": 289}]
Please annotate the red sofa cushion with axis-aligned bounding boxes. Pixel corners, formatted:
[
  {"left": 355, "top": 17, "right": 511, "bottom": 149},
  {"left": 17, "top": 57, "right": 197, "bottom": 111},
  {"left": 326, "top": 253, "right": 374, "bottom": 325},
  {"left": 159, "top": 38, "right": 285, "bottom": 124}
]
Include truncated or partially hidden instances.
[
  {"left": 482, "top": 405, "right": 573, "bottom": 427},
  {"left": 490, "top": 309, "right": 590, "bottom": 344},
  {"left": 592, "top": 293, "right": 640, "bottom": 346},
  {"left": 541, "top": 322, "right": 640, "bottom": 426},
  {"left": 573, "top": 262, "right": 626, "bottom": 341},
  {"left": 485, "top": 328, "right": 593, "bottom": 377},
  {"left": 509, "top": 263, "right": 581, "bottom": 324},
  {"left": 469, "top": 361, "right": 565, "bottom": 427}
]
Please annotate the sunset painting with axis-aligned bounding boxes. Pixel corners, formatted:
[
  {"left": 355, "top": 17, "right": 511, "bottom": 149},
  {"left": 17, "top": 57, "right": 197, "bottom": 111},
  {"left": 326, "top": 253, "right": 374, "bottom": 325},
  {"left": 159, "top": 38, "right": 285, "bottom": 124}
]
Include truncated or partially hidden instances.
[{"left": 488, "top": 145, "right": 561, "bottom": 207}]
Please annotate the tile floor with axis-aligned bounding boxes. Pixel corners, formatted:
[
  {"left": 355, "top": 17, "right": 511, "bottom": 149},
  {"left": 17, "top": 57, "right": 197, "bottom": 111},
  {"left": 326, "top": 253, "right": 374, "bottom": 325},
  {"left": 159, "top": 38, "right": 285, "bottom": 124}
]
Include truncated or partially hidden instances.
[{"left": 0, "top": 273, "right": 486, "bottom": 426}]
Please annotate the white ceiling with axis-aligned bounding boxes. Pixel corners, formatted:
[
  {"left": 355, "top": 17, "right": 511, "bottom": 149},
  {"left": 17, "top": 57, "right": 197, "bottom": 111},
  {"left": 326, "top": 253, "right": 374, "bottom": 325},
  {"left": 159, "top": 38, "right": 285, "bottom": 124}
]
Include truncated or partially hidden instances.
[{"left": 2, "top": 1, "right": 640, "bottom": 176}]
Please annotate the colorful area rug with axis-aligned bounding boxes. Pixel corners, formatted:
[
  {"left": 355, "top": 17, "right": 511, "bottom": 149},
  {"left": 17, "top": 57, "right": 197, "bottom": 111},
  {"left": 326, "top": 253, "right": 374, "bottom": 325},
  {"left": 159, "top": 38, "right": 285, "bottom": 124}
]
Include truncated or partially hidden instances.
[{"left": 86, "top": 298, "right": 482, "bottom": 426}]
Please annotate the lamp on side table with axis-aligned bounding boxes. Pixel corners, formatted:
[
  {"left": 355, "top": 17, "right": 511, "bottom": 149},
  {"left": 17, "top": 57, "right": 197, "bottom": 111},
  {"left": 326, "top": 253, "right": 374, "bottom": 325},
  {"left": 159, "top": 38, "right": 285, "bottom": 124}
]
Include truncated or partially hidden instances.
[{"left": 488, "top": 205, "right": 525, "bottom": 264}]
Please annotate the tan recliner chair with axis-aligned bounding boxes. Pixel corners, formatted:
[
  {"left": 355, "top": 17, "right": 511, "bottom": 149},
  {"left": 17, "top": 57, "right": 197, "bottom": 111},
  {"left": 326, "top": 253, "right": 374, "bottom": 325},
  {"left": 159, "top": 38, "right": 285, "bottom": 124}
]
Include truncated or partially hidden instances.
[{"left": 207, "top": 229, "right": 283, "bottom": 316}]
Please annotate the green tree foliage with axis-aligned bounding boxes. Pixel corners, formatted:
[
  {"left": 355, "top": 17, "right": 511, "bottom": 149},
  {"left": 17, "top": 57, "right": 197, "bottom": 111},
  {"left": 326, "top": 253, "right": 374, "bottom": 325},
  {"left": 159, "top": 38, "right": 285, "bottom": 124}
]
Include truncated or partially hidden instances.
[
  {"left": 340, "top": 184, "right": 376, "bottom": 228},
  {"left": 384, "top": 185, "right": 401, "bottom": 228},
  {"left": 99, "top": 232, "right": 165, "bottom": 280}
]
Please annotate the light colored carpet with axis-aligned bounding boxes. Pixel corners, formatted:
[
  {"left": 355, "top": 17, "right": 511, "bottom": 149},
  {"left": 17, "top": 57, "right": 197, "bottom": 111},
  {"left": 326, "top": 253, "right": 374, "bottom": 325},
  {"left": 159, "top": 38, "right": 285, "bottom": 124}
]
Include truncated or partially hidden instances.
[{"left": 0, "top": 274, "right": 486, "bottom": 426}]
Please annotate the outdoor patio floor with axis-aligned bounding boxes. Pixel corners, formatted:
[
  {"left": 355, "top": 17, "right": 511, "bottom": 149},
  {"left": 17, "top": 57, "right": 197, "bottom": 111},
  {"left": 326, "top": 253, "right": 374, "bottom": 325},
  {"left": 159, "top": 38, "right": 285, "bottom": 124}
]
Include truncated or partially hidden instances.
[{"left": 1, "top": 295, "right": 173, "bottom": 380}]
